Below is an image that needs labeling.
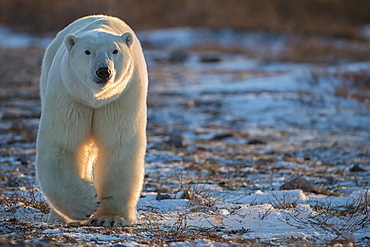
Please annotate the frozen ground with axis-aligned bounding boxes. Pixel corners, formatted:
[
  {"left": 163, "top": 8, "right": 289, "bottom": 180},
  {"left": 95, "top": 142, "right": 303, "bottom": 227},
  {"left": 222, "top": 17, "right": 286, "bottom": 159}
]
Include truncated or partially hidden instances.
[{"left": 0, "top": 27, "right": 369, "bottom": 246}]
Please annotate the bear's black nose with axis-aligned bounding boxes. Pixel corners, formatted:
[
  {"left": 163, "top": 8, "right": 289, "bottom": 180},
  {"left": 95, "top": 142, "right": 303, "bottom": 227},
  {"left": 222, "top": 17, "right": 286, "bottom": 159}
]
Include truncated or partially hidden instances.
[{"left": 96, "top": 67, "right": 111, "bottom": 80}]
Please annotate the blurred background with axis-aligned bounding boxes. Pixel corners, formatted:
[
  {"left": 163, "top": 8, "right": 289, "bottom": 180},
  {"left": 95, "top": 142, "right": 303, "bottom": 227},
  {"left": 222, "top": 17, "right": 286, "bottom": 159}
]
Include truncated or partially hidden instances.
[
  {"left": 1, "top": 0, "right": 370, "bottom": 39},
  {"left": 1, "top": 1, "right": 370, "bottom": 245}
]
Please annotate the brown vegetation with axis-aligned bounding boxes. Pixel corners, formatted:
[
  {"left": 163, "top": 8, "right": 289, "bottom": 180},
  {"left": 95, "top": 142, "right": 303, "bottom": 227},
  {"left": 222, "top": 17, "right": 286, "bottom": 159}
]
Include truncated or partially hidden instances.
[
  {"left": 0, "top": 0, "right": 370, "bottom": 39},
  {"left": 0, "top": 2, "right": 369, "bottom": 245},
  {"left": 311, "top": 67, "right": 370, "bottom": 103},
  {"left": 279, "top": 37, "right": 370, "bottom": 64}
]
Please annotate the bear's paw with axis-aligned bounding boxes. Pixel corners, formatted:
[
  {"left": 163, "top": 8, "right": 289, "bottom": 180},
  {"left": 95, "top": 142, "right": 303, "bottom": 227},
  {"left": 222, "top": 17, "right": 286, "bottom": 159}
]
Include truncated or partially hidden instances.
[
  {"left": 88, "top": 215, "right": 135, "bottom": 227},
  {"left": 63, "top": 182, "right": 100, "bottom": 221}
]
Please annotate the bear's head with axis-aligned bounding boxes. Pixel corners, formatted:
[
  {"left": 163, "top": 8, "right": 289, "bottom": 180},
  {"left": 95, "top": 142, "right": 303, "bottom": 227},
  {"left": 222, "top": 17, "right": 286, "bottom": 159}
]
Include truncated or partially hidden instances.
[{"left": 63, "top": 31, "right": 134, "bottom": 105}]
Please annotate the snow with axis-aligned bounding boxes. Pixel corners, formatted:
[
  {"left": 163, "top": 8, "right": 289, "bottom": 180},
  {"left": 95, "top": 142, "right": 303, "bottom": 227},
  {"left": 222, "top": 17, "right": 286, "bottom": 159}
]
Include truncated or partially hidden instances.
[
  {"left": 0, "top": 26, "right": 52, "bottom": 48},
  {"left": 138, "top": 28, "right": 287, "bottom": 50},
  {"left": 134, "top": 189, "right": 369, "bottom": 243},
  {"left": 0, "top": 26, "right": 369, "bottom": 246},
  {"left": 363, "top": 23, "right": 370, "bottom": 39}
]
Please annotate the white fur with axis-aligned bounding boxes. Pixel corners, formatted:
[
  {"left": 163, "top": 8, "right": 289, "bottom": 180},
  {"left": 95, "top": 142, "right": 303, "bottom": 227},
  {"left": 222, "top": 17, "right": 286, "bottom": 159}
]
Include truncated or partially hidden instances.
[{"left": 36, "top": 15, "right": 148, "bottom": 226}]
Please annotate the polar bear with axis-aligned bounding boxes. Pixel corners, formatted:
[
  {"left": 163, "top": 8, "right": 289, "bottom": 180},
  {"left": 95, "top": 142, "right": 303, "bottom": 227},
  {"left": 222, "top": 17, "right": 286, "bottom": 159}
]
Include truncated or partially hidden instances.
[{"left": 36, "top": 15, "right": 148, "bottom": 226}]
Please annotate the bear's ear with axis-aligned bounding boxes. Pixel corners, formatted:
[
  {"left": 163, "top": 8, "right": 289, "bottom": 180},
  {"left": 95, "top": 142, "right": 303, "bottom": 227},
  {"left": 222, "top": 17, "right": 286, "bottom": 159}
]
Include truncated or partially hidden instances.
[
  {"left": 121, "top": 32, "right": 133, "bottom": 47},
  {"left": 64, "top": 34, "right": 78, "bottom": 52}
]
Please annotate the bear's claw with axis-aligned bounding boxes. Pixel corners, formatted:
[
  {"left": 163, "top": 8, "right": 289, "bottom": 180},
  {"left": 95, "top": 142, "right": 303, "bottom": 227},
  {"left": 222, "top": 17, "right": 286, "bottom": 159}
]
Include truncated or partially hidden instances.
[
  {"left": 85, "top": 200, "right": 100, "bottom": 218},
  {"left": 88, "top": 215, "right": 132, "bottom": 227}
]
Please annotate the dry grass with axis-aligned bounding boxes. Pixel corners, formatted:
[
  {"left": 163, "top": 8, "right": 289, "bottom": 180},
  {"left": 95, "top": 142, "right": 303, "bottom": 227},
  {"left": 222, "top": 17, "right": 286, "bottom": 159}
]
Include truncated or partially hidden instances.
[
  {"left": 0, "top": 48, "right": 42, "bottom": 88},
  {"left": 0, "top": 26, "right": 368, "bottom": 245},
  {"left": 274, "top": 37, "right": 370, "bottom": 65},
  {"left": 0, "top": 0, "right": 370, "bottom": 39},
  {"left": 139, "top": 186, "right": 370, "bottom": 245},
  {"left": 2, "top": 185, "right": 367, "bottom": 245},
  {"left": 268, "top": 192, "right": 300, "bottom": 210},
  {"left": 278, "top": 190, "right": 370, "bottom": 239},
  {"left": 0, "top": 187, "right": 50, "bottom": 214},
  {"left": 310, "top": 67, "right": 370, "bottom": 103}
]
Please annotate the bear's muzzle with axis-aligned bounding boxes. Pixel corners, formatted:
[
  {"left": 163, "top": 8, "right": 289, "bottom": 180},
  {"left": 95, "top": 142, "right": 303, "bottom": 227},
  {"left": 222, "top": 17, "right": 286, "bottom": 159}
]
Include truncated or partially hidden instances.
[{"left": 95, "top": 67, "right": 111, "bottom": 84}]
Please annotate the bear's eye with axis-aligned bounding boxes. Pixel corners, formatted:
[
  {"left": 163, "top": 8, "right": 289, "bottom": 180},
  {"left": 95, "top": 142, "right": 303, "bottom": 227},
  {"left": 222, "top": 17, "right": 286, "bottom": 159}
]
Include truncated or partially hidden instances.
[
  {"left": 85, "top": 50, "right": 91, "bottom": 55},
  {"left": 112, "top": 49, "right": 119, "bottom": 54}
]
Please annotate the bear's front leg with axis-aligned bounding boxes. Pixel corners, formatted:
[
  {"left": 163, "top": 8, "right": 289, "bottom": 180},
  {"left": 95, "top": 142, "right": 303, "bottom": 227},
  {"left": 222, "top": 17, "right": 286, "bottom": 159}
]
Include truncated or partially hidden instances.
[
  {"left": 36, "top": 141, "right": 101, "bottom": 222},
  {"left": 90, "top": 131, "right": 145, "bottom": 226},
  {"left": 36, "top": 101, "right": 100, "bottom": 222}
]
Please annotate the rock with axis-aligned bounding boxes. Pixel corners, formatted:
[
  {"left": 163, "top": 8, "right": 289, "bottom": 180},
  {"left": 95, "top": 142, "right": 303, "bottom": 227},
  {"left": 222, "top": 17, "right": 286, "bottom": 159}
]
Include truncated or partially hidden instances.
[
  {"left": 349, "top": 164, "right": 367, "bottom": 172},
  {"left": 168, "top": 50, "right": 189, "bottom": 63},
  {"left": 211, "top": 132, "right": 234, "bottom": 140},
  {"left": 6, "top": 177, "right": 20, "bottom": 187},
  {"left": 16, "top": 157, "right": 28, "bottom": 166},
  {"left": 280, "top": 177, "right": 319, "bottom": 193},
  {"left": 200, "top": 54, "right": 222, "bottom": 63},
  {"left": 165, "top": 133, "right": 185, "bottom": 148},
  {"left": 247, "top": 139, "right": 267, "bottom": 145},
  {"left": 155, "top": 193, "right": 172, "bottom": 200}
]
